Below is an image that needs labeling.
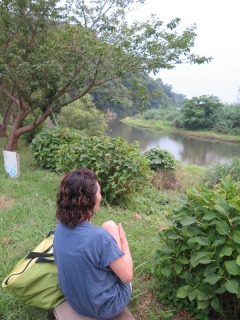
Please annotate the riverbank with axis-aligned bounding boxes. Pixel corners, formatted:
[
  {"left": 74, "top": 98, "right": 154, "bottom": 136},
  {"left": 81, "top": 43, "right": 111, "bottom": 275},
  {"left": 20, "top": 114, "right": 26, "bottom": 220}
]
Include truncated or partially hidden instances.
[{"left": 122, "top": 117, "right": 240, "bottom": 143}]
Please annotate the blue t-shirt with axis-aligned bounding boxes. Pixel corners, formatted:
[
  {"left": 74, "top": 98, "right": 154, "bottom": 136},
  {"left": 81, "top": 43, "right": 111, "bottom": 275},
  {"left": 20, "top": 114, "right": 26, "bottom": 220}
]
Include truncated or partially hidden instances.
[{"left": 53, "top": 222, "right": 131, "bottom": 320}]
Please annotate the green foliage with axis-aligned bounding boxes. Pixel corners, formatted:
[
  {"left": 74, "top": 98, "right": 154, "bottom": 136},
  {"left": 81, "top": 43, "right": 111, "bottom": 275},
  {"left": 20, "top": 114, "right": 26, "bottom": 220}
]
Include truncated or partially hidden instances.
[
  {"left": 140, "top": 107, "right": 181, "bottom": 123},
  {"left": 57, "top": 94, "right": 107, "bottom": 136},
  {"left": 203, "top": 158, "right": 240, "bottom": 187},
  {"left": 93, "top": 74, "right": 185, "bottom": 117},
  {"left": 211, "top": 104, "right": 240, "bottom": 134},
  {"left": 31, "top": 127, "right": 82, "bottom": 171},
  {"left": 31, "top": 128, "right": 150, "bottom": 203},
  {"left": 154, "top": 176, "right": 240, "bottom": 319},
  {"left": 181, "top": 95, "right": 224, "bottom": 130},
  {"left": 144, "top": 148, "right": 176, "bottom": 172},
  {"left": 0, "top": 0, "right": 211, "bottom": 150}
]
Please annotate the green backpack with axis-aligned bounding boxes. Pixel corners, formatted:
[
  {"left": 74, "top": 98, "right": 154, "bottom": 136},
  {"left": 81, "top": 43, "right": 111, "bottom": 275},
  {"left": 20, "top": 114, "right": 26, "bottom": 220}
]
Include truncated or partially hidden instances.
[{"left": 2, "top": 231, "right": 65, "bottom": 310}]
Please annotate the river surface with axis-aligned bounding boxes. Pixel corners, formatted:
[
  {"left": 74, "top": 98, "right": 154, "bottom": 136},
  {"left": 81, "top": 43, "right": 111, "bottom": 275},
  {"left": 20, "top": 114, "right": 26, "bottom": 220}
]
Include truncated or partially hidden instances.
[{"left": 107, "top": 120, "right": 240, "bottom": 166}]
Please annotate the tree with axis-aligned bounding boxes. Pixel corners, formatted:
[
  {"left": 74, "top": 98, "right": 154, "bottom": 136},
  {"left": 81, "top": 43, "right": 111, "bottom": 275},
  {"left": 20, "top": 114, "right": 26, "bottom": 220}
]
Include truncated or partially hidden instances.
[
  {"left": 57, "top": 94, "right": 107, "bottom": 136},
  {"left": 0, "top": 0, "right": 211, "bottom": 150},
  {"left": 181, "top": 95, "right": 223, "bottom": 130}
]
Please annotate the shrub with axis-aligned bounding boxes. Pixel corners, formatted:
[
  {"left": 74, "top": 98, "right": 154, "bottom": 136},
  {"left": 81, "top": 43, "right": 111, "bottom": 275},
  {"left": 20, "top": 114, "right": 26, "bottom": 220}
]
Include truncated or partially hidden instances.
[
  {"left": 154, "top": 176, "right": 240, "bottom": 319},
  {"left": 31, "top": 127, "right": 82, "bottom": 171},
  {"left": 144, "top": 148, "right": 176, "bottom": 172},
  {"left": 31, "top": 128, "right": 150, "bottom": 203},
  {"left": 143, "top": 148, "right": 177, "bottom": 190},
  {"left": 56, "top": 136, "right": 150, "bottom": 203}
]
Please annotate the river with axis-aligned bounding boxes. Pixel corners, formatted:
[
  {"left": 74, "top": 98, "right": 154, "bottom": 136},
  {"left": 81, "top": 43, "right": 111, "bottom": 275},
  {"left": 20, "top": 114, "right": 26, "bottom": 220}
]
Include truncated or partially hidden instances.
[{"left": 107, "top": 120, "right": 240, "bottom": 166}]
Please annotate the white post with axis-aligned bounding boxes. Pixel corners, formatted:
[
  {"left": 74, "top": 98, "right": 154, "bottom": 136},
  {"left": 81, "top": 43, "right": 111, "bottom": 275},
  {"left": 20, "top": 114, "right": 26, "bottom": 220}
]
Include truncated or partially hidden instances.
[{"left": 3, "top": 151, "right": 20, "bottom": 177}]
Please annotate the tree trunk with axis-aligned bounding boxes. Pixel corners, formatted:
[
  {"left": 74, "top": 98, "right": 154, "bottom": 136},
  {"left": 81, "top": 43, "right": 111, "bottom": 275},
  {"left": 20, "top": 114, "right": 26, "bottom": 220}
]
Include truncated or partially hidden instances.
[
  {"left": 4, "top": 108, "right": 52, "bottom": 151},
  {"left": 4, "top": 130, "right": 19, "bottom": 151},
  {"left": 0, "top": 123, "right": 8, "bottom": 137}
]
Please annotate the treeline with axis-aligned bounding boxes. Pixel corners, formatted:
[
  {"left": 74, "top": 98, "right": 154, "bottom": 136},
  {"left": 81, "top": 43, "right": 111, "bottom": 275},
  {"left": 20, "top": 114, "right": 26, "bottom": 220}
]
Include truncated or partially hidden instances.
[
  {"left": 92, "top": 72, "right": 185, "bottom": 117},
  {"left": 134, "top": 95, "right": 240, "bottom": 135}
]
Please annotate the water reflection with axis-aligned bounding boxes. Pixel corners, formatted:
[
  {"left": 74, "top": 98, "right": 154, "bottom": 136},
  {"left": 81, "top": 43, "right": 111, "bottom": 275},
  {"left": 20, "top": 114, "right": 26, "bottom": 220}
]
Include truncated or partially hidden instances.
[{"left": 107, "top": 120, "right": 240, "bottom": 166}]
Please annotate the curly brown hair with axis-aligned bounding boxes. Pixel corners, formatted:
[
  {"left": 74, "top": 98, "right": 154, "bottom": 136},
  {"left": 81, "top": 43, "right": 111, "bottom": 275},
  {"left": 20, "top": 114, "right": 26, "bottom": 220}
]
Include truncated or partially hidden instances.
[{"left": 56, "top": 168, "right": 98, "bottom": 228}]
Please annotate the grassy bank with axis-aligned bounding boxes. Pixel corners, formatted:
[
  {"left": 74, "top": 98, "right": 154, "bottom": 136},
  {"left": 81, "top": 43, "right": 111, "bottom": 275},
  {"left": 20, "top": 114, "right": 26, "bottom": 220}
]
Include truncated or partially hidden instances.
[
  {"left": 122, "top": 117, "right": 240, "bottom": 143},
  {"left": 0, "top": 138, "right": 205, "bottom": 320}
]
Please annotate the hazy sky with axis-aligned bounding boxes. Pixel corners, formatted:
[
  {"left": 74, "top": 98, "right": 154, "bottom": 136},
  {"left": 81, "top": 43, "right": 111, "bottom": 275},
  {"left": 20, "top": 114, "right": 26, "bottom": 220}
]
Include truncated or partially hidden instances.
[{"left": 130, "top": 0, "right": 240, "bottom": 104}]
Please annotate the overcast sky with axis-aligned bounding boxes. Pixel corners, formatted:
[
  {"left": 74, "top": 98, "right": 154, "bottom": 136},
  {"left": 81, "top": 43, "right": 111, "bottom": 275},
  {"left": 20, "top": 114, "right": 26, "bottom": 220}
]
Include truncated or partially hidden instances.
[{"left": 130, "top": 0, "right": 240, "bottom": 104}]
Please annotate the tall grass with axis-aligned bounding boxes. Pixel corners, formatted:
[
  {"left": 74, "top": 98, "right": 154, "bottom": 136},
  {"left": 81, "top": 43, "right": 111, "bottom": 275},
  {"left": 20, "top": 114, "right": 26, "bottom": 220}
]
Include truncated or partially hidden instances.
[
  {"left": 202, "top": 157, "right": 240, "bottom": 186},
  {"left": 0, "top": 137, "right": 204, "bottom": 320}
]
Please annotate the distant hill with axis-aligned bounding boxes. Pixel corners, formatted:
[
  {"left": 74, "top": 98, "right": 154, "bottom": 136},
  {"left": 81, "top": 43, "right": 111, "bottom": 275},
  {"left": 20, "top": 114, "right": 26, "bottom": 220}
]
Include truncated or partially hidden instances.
[{"left": 91, "top": 72, "right": 185, "bottom": 117}]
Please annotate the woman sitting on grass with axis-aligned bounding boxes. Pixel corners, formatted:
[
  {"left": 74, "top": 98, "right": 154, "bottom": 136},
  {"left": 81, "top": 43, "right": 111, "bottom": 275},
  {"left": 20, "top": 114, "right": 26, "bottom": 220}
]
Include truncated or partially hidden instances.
[{"left": 53, "top": 168, "right": 133, "bottom": 320}]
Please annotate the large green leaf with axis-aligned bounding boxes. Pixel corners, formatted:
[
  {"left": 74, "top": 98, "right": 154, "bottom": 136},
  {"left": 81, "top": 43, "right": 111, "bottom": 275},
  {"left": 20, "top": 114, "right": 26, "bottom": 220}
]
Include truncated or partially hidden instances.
[
  {"left": 176, "top": 256, "right": 189, "bottom": 265},
  {"left": 204, "top": 274, "right": 222, "bottom": 285},
  {"left": 211, "top": 297, "right": 220, "bottom": 312},
  {"left": 180, "top": 216, "right": 197, "bottom": 226},
  {"left": 161, "top": 267, "right": 171, "bottom": 277},
  {"left": 215, "top": 284, "right": 226, "bottom": 294},
  {"left": 181, "top": 226, "right": 202, "bottom": 237},
  {"left": 236, "top": 255, "right": 240, "bottom": 267},
  {"left": 215, "top": 196, "right": 230, "bottom": 214},
  {"left": 212, "top": 237, "right": 226, "bottom": 247},
  {"left": 197, "top": 299, "right": 210, "bottom": 310},
  {"left": 219, "top": 246, "right": 233, "bottom": 257},
  {"left": 188, "top": 236, "right": 209, "bottom": 246},
  {"left": 190, "top": 251, "right": 214, "bottom": 268},
  {"left": 233, "top": 230, "right": 240, "bottom": 244},
  {"left": 188, "top": 290, "right": 198, "bottom": 301},
  {"left": 216, "top": 221, "right": 230, "bottom": 235},
  {"left": 197, "top": 290, "right": 209, "bottom": 301},
  {"left": 204, "top": 264, "right": 217, "bottom": 277},
  {"left": 173, "top": 263, "right": 183, "bottom": 275},
  {"left": 176, "top": 285, "right": 190, "bottom": 298},
  {"left": 225, "top": 279, "right": 239, "bottom": 294},
  {"left": 224, "top": 260, "right": 239, "bottom": 275},
  {"left": 202, "top": 211, "right": 219, "bottom": 221}
]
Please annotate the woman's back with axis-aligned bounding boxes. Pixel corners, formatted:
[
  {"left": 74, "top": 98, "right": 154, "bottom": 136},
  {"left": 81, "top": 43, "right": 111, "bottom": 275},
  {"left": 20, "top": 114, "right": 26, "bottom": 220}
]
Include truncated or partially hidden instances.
[{"left": 54, "top": 221, "right": 131, "bottom": 320}]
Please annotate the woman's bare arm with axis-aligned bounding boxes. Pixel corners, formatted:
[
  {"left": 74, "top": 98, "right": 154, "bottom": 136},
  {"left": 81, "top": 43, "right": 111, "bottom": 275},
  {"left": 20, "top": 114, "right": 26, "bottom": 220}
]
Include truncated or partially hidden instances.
[{"left": 109, "top": 223, "right": 133, "bottom": 283}]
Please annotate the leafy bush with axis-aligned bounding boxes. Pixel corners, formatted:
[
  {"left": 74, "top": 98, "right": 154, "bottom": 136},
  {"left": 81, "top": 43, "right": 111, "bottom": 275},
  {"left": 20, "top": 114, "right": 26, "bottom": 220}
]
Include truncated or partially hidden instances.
[
  {"left": 31, "top": 128, "right": 150, "bottom": 202},
  {"left": 154, "top": 176, "right": 240, "bottom": 319},
  {"left": 144, "top": 148, "right": 176, "bottom": 172},
  {"left": 211, "top": 105, "right": 240, "bottom": 133},
  {"left": 203, "top": 158, "right": 240, "bottom": 187},
  {"left": 31, "top": 127, "right": 82, "bottom": 171},
  {"left": 56, "top": 136, "right": 149, "bottom": 202}
]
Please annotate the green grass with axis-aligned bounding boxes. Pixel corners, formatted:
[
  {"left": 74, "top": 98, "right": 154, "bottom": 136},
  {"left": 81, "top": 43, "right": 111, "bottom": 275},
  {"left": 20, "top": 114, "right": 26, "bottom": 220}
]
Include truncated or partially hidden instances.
[
  {"left": 0, "top": 137, "right": 204, "bottom": 320},
  {"left": 122, "top": 117, "right": 172, "bottom": 131},
  {"left": 122, "top": 117, "right": 240, "bottom": 142}
]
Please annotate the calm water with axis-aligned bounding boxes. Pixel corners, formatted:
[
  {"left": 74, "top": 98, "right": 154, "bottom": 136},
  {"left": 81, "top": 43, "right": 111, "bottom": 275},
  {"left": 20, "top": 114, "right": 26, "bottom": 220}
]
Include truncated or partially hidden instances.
[{"left": 107, "top": 120, "right": 240, "bottom": 166}]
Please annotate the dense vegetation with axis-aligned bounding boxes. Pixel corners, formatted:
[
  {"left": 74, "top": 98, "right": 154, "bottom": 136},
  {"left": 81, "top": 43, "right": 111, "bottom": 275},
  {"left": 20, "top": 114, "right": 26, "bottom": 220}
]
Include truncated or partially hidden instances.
[
  {"left": 57, "top": 94, "right": 108, "bottom": 137},
  {"left": 92, "top": 73, "right": 185, "bottom": 117},
  {"left": 128, "top": 95, "right": 240, "bottom": 138},
  {"left": 31, "top": 127, "right": 150, "bottom": 203},
  {"left": 155, "top": 176, "right": 240, "bottom": 320}
]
